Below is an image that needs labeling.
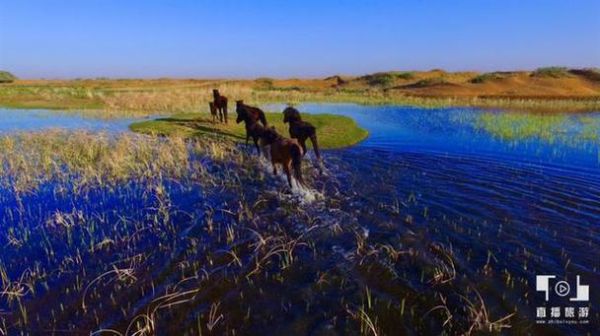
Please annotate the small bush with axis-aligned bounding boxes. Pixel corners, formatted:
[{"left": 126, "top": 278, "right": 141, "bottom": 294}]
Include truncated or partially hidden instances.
[
  {"left": 255, "top": 77, "right": 274, "bottom": 89},
  {"left": 392, "top": 71, "right": 415, "bottom": 80},
  {"left": 569, "top": 68, "right": 600, "bottom": 82},
  {"left": 531, "top": 67, "right": 570, "bottom": 78},
  {"left": 0, "top": 71, "right": 16, "bottom": 83},
  {"left": 470, "top": 72, "right": 506, "bottom": 84},
  {"left": 412, "top": 77, "right": 449, "bottom": 87},
  {"left": 363, "top": 72, "right": 396, "bottom": 86},
  {"left": 361, "top": 72, "right": 416, "bottom": 86}
]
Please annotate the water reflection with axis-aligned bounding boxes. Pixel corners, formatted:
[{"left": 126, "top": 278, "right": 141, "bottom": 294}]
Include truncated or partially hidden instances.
[{"left": 0, "top": 108, "right": 139, "bottom": 133}]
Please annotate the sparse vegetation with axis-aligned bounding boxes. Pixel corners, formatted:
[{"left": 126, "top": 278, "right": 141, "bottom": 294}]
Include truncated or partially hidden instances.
[
  {"left": 410, "top": 77, "right": 451, "bottom": 87},
  {"left": 569, "top": 68, "right": 600, "bottom": 82},
  {"left": 362, "top": 72, "right": 397, "bottom": 86},
  {"left": 470, "top": 72, "right": 506, "bottom": 83},
  {"left": 255, "top": 77, "right": 274, "bottom": 89},
  {"left": 0, "top": 130, "right": 525, "bottom": 334},
  {"left": 1, "top": 68, "right": 599, "bottom": 113},
  {"left": 0, "top": 71, "right": 17, "bottom": 83},
  {"left": 360, "top": 71, "right": 416, "bottom": 86},
  {"left": 531, "top": 66, "right": 571, "bottom": 78}
]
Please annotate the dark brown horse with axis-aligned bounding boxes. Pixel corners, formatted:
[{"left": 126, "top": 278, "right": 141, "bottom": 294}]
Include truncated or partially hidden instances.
[
  {"left": 260, "top": 127, "right": 305, "bottom": 188},
  {"left": 236, "top": 100, "right": 268, "bottom": 126},
  {"left": 236, "top": 100, "right": 268, "bottom": 144},
  {"left": 208, "top": 102, "right": 218, "bottom": 123},
  {"left": 212, "top": 89, "right": 228, "bottom": 123},
  {"left": 282, "top": 106, "right": 321, "bottom": 160},
  {"left": 236, "top": 105, "right": 268, "bottom": 155}
]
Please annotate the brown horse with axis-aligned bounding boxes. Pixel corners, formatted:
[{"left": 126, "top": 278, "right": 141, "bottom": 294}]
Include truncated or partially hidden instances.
[
  {"left": 236, "top": 105, "right": 268, "bottom": 155},
  {"left": 212, "top": 89, "right": 228, "bottom": 123},
  {"left": 260, "top": 127, "right": 305, "bottom": 188},
  {"left": 282, "top": 106, "right": 321, "bottom": 160},
  {"left": 236, "top": 100, "right": 268, "bottom": 126},
  {"left": 208, "top": 102, "right": 218, "bottom": 123}
]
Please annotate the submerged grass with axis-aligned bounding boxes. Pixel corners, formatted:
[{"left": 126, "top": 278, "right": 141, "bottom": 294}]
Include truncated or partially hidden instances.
[
  {"left": 475, "top": 111, "right": 600, "bottom": 144},
  {"left": 0, "top": 130, "right": 528, "bottom": 335}
]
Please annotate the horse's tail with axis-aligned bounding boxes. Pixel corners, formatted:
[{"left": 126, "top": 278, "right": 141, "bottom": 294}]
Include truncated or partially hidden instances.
[
  {"left": 290, "top": 144, "right": 305, "bottom": 187},
  {"left": 259, "top": 111, "right": 268, "bottom": 127}
]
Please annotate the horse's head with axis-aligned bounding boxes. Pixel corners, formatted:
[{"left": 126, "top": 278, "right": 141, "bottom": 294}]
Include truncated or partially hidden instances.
[
  {"left": 283, "top": 106, "right": 301, "bottom": 123},
  {"left": 213, "top": 89, "right": 220, "bottom": 97},
  {"left": 236, "top": 104, "right": 247, "bottom": 124},
  {"left": 235, "top": 101, "right": 245, "bottom": 119},
  {"left": 235, "top": 110, "right": 245, "bottom": 124}
]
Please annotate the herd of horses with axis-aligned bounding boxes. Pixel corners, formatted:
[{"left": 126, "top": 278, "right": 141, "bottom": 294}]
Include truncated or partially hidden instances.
[{"left": 209, "top": 89, "right": 321, "bottom": 188}]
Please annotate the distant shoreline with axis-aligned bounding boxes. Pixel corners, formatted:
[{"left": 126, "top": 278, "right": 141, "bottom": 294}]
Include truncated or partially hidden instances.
[{"left": 1, "top": 68, "right": 599, "bottom": 113}]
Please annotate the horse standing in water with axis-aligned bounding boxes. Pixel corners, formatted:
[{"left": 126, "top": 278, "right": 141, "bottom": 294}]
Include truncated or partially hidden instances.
[
  {"left": 212, "top": 89, "right": 228, "bottom": 123},
  {"left": 282, "top": 106, "right": 321, "bottom": 160},
  {"left": 260, "top": 127, "right": 305, "bottom": 188},
  {"left": 236, "top": 105, "right": 268, "bottom": 155}
]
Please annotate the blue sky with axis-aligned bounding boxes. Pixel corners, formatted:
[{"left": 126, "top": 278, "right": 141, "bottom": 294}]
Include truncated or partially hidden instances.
[{"left": 1, "top": 0, "right": 599, "bottom": 78}]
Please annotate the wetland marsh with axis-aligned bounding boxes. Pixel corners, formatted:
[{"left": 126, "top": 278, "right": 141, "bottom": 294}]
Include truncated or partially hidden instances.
[{"left": 0, "top": 104, "right": 598, "bottom": 335}]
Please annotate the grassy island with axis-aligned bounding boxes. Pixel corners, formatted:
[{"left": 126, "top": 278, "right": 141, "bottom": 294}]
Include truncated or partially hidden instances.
[{"left": 130, "top": 112, "right": 368, "bottom": 149}]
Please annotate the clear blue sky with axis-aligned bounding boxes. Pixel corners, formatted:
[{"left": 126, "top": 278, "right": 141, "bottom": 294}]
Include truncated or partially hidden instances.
[{"left": 1, "top": 0, "right": 599, "bottom": 78}]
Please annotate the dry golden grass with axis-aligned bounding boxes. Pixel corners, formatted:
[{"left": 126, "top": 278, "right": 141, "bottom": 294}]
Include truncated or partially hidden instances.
[{"left": 1, "top": 68, "right": 599, "bottom": 114}]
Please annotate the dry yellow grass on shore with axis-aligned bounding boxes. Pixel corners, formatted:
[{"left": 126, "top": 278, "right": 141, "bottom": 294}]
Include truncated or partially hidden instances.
[{"left": 1, "top": 68, "right": 599, "bottom": 116}]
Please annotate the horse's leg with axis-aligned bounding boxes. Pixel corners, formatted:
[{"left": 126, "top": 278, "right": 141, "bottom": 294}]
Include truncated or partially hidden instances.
[
  {"left": 219, "top": 107, "right": 224, "bottom": 123},
  {"left": 253, "top": 136, "right": 260, "bottom": 155},
  {"left": 299, "top": 138, "right": 308, "bottom": 157},
  {"left": 223, "top": 106, "right": 228, "bottom": 124},
  {"left": 310, "top": 134, "right": 321, "bottom": 160},
  {"left": 272, "top": 157, "right": 277, "bottom": 175},
  {"left": 284, "top": 163, "right": 292, "bottom": 188}
]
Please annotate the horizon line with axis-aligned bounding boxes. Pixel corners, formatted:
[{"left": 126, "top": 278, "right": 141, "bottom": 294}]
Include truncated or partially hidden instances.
[{"left": 5, "top": 65, "right": 600, "bottom": 81}]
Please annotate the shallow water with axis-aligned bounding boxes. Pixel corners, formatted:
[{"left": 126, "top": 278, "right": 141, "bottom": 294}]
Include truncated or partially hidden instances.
[
  {"left": 0, "top": 108, "right": 139, "bottom": 133},
  {"left": 265, "top": 103, "right": 600, "bottom": 168},
  {"left": 266, "top": 103, "right": 600, "bottom": 331},
  {"left": 1, "top": 105, "right": 599, "bottom": 334}
]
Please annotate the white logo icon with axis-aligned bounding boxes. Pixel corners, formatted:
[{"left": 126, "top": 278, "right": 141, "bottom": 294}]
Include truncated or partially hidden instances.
[
  {"left": 536, "top": 275, "right": 589, "bottom": 302},
  {"left": 555, "top": 281, "right": 570, "bottom": 297},
  {"left": 570, "top": 276, "right": 589, "bottom": 302}
]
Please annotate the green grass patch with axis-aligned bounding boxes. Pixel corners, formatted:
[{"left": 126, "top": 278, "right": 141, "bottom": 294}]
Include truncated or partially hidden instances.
[
  {"left": 130, "top": 112, "right": 369, "bottom": 149},
  {"left": 0, "top": 71, "right": 16, "bottom": 83},
  {"left": 470, "top": 72, "right": 506, "bottom": 84},
  {"left": 531, "top": 67, "right": 571, "bottom": 78},
  {"left": 360, "top": 72, "right": 415, "bottom": 86},
  {"left": 410, "top": 77, "right": 450, "bottom": 87}
]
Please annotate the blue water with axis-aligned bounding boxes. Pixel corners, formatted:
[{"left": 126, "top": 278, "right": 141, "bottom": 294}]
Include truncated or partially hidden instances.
[
  {"left": 265, "top": 103, "right": 600, "bottom": 329},
  {"left": 1, "top": 105, "right": 598, "bottom": 332},
  {"left": 0, "top": 108, "right": 139, "bottom": 133},
  {"left": 265, "top": 103, "right": 600, "bottom": 170}
]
